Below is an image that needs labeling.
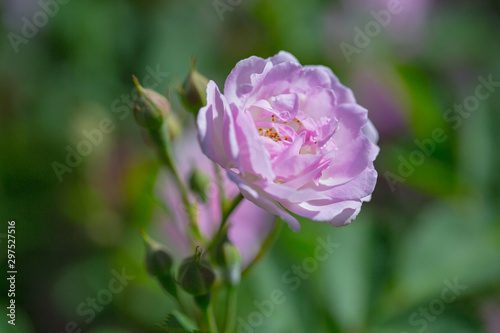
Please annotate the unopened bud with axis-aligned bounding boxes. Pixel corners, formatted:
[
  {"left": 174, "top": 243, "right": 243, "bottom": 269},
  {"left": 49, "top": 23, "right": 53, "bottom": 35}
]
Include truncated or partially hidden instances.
[
  {"left": 177, "top": 247, "right": 215, "bottom": 296},
  {"left": 188, "top": 169, "right": 211, "bottom": 202},
  {"left": 133, "top": 75, "right": 170, "bottom": 130},
  {"left": 139, "top": 229, "right": 176, "bottom": 297},
  {"left": 178, "top": 57, "right": 209, "bottom": 116}
]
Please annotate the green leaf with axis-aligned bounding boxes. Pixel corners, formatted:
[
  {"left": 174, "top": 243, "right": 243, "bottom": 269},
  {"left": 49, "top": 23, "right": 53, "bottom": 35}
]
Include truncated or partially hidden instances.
[
  {"left": 163, "top": 313, "right": 184, "bottom": 329},
  {"left": 158, "top": 312, "right": 208, "bottom": 333}
]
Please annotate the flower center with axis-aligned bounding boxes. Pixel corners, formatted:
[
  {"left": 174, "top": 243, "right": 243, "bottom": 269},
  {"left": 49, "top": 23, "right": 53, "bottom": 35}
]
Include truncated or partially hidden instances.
[
  {"left": 258, "top": 127, "right": 288, "bottom": 142},
  {"left": 255, "top": 114, "right": 303, "bottom": 143}
]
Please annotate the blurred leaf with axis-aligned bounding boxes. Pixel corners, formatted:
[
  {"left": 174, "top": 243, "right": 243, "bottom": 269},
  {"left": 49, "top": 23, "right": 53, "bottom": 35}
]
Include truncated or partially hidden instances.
[
  {"left": 383, "top": 145, "right": 458, "bottom": 196},
  {"left": 158, "top": 313, "right": 207, "bottom": 333},
  {"left": 397, "top": 66, "right": 447, "bottom": 139},
  {"left": 457, "top": 99, "right": 494, "bottom": 199},
  {"left": 319, "top": 216, "right": 373, "bottom": 331},
  {"left": 51, "top": 257, "right": 111, "bottom": 318},
  {"left": 370, "top": 314, "right": 486, "bottom": 333},
  {"left": 250, "top": 0, "right": 324, "bottom": 61},
  {"left": 385, "top": 202, "right": 500, "bottom": 315},
  {"left": 162, "top": 311, "right": 199, "bottom": 332},
  {"left": 239, "top": 250, "right": 309, "bottom": 333},
  {"left": 424, "top": 6, "right": 499, "bottom": 69},
  {"left": 125, "top": 159, "right": 160, "bottom": 227}
]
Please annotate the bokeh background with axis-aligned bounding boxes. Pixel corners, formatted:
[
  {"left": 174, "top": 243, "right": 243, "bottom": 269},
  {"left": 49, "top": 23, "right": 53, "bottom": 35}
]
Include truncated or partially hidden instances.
[{"left": 1, "top": 0, "right": 500, "bottom": 332}]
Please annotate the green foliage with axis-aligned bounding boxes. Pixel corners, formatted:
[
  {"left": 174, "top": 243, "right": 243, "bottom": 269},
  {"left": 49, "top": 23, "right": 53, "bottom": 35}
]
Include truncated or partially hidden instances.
[{"left": 157, "top": 313, "right": 208, "bottom": 333}]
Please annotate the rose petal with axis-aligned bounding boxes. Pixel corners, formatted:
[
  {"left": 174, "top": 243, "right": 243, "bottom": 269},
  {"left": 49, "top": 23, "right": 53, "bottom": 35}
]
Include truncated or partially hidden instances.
[
  {"left": 268, "top": 51, "right": 300, "bottom": 65},
  {"left": 197, "top": 81, "right": 240, "bottom": 169},
  {"left": 320, "top": 104, "right": 377, "bottom": 186},
  {"left": 227, "top": 171, "right": 301, "bottom": 231},
  {"left": 311, "top": 167, "right": 378, "bottom": 201},
  {"left": 249, "top": 61, "right": 303, "bottom": 104},
  {"left": 363, "top": 119, "right": 379, "bottom": 144},
  {"left": 224, "top": 56, "right": 272, "bottom": 108},
  {"left": 297, "top": 65, "right": 357, "bottom": 104},
  {"left": 283, "top": 199, "right": 362, "bottom": 226}
]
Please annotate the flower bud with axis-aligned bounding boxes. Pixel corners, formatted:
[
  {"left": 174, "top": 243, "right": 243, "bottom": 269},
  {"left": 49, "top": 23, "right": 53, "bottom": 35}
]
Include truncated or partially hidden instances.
[
  {"left": 132, "top": 75, "right": 170, "bottom": 130},
  {"left": 139, "top": 229, "right": 177, "bottom": 297},
  {"left": 177, "top": 247, "right": 215, "bottom": 296},
  {"left": 188, "top": 169, "right": 211, "bottom": 203},
  {"left": 214, "top": 236, "right": 242, "bottom": 286},
  {"left": 178, "top": 57, "right": 209, "bottom": 116}
]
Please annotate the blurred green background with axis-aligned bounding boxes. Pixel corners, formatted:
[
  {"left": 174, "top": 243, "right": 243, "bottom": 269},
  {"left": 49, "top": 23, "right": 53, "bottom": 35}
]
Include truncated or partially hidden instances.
[{"left": 1, "top": 0, "right": 500, "bottom": 332}]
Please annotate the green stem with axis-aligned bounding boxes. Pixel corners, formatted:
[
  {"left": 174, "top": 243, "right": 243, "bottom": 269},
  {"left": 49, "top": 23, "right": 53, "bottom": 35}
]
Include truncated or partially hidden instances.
[
  {"left": 206, "top": 303, "right": 219, "bottom": 333},
  {"left": 148, "top": 125, "right": 202, "bottom": 241},
  {"left": 209, "top": 193, "right": 244, "bottom": 252},
  {"left": 242, "top": 218, "right": 283, "bottom": 277},
  {"left": 222, "top": 285, "right": 238, "bottom": 333},
  {"left": 149, "top": 126, "right": 186, "bottom": 199},
  {"left": 220, "top": 193, "right": 244, "bottom": 233},
  {"left": 195, "top": 294, "right": 219, "bottom": 333}
]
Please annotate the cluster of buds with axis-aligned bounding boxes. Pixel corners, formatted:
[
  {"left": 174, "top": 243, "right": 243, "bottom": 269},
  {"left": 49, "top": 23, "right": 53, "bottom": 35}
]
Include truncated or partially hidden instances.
[
  {"left": 140, "top": 228, "right": 242, "bottom": 305},
  {"left": 141, "top": 230, "right": 214, "bottom": 300},
  {"left": 132, "top": 56, "right": 209, "bottom": 141},
  {"left": 133, "top": 58, "right": 218, "bottom": 300},
  {"left": 132, "top": 56, "right": 208, "bottom": 125},
  {"left": 134, "top": 57, "right": 244, "bottom": 332}
]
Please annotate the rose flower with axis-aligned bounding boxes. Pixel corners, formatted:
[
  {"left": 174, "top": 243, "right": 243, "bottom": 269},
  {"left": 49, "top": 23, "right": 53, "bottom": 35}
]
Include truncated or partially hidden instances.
[{"left": 197, "top": 51, "right": 379, "bottom": 231}]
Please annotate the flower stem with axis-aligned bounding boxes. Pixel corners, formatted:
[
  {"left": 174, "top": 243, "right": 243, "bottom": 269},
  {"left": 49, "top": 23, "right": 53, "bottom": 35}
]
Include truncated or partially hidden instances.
[
  {"left": 206, "top": 303, "right": 219, "bottom": 333},
  {"left": 148, "top": 125, "right": 202, "bottom": 240},
  {"left": 222, "top": 285, "right": 238, "bottom": 333},
  {"left": 196, "top": 294, "right": 219, "bottom": 333},
  {"left": 242, "top": 218, "right": 283, "bottom": 277},
  {"left": 220, "top": 193, "right": 244, "bottom": 232},
  {"left": 209, "top": 193, "right": 244, "bottom": 252}
]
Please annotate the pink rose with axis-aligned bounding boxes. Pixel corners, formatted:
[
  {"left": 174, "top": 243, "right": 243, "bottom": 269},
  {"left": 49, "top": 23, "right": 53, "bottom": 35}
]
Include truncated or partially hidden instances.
[{"left": 197, "top": 51, "right": 379, "bottom": 231}]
